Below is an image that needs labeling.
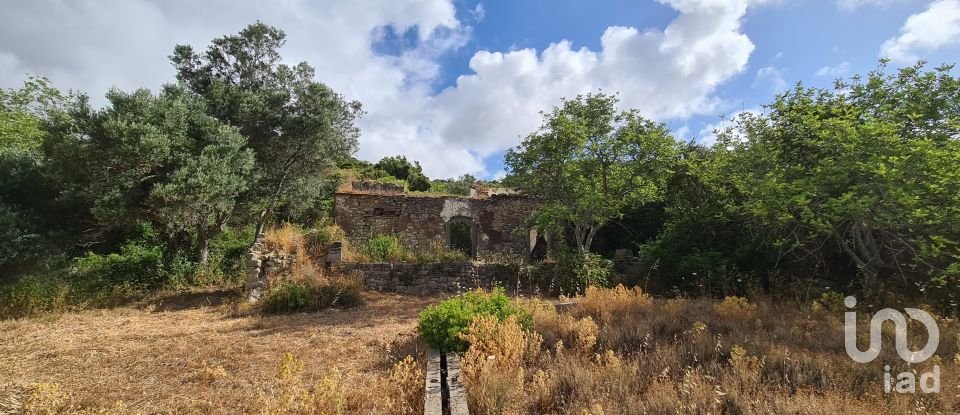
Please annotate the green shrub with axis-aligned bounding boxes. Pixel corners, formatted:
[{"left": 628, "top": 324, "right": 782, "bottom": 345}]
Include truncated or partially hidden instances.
[
  {"left": 361, "top": 234, "right": 405, "bottom": 262},
  {"left": 418, "top": 287, "right": 532, "bottom": 352},
  {"left": 357, "top": 235, "right": 469, "bottom": 263},
  {"left": 0, "top": 204, "right": 42, "bottom": 268},
  {"left": 209, "top": 226, "right": 254, "bottom": 277},
  {"left": 554, "top": 251, "right": 612, "bottom": 295},
  {"left": 263, "top": 281, "right": 311, "bottom": 312},
  {"left": 74, "top": 240, "right": 166, "bottom": 289},
  {"left": 816, "top": 291, "right": 848, "bottom": 312},
  {"left": 0, "top": 275, "right": 71, "bottom": 316},
  {"left": 306, "top": 225, "right": 346, "bottom": 250},
  {"left": 261, "top": 276, "right": 365, "bottom": 314}
]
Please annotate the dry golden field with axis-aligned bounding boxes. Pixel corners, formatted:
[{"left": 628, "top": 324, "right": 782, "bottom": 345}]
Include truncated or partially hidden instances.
[
  {"left": 3, "top": 286, "right": 960, "bottom": 414},
  {"left": 0, "top": 290, "right": 432, "bottom": 414}
]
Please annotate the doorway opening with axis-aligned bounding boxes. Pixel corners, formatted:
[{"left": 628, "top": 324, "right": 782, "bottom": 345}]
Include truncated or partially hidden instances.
[{"left": 448, "top": 217, "right": 474, "bottom": 257}]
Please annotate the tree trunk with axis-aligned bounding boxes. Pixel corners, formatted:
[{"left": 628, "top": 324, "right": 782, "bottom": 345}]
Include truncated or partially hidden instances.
[
  {"left": 573, "top": 223, "right": 585, "bottom": 255},
  {"left": 197, "top": 233, "right": 211, "bottom": 264},
  {"left": 251, "top": 170, "right": 291, "bottom": 246},
  {"left": 584, "top": 224, "right": 601, "bottom": 254},
  {"left": 254, "top": 207, "right": 269, "bottom": 239}
]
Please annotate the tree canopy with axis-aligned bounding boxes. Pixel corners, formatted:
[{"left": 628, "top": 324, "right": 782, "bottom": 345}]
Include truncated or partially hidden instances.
[
  {"left": 505, "top": 92, "right": 681, "bottom": 254},
  {"left": 172, "top": 22, "right": 362, "bottom": 233}
]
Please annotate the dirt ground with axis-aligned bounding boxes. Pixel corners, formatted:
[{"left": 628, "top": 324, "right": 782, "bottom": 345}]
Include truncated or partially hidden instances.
[{"left": 0, "top": 289, "right": 438, "bottom": 414}]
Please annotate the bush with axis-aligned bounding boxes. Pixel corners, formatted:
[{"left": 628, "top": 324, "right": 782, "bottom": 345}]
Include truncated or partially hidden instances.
[
  {"left": 261, "top": 275, "right": 365, "bottom": 313},
  {"left": 418, "top": 287, "right": 532, "bottom": 352},
  {"left": 209, "top": 225, "right": 254, "bottom": 277},
  {"left": 73, "top": 239, "right": 166, "bottom": 289},
  {"left": 0, "top": 204, "right": 42, "bottom": 268},
  {"left": 361, "top": 234, "right": 405, "bottom": 262},
  {"left": 553, "top": 251, "right": 612, "bottom": 295},
  {"left": 713, "top": 296, "right": 757, "bottom": 322}
]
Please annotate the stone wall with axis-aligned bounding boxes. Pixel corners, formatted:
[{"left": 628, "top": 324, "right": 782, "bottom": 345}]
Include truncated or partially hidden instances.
[
  {"left": 330, "top": 262, "right": 520, "bottom": 295},
  {"left": 244, "top": 233, "right": 298, "bottom": 302},
  {"left": 334, "top": 192, "right": 541, "bottom": 259}
]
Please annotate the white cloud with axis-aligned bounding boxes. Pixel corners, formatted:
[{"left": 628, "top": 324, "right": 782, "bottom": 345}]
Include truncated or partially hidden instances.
[
  {"left": 754, "top": 66, "right": 787, "bottom": 92},
  {"left": 696, "top": 107, "right": 763, "bottom": 146},
  {"left": 471, "top": 3, "right": 486, "bottom": 21},
  {"left": 881, "top": 0, "right": 960, "bottom": 62},
  {"left": 428, "top": 0, "right": 762, "bottom": 162},
  {"left": 816, "top": 61, "right": 851, "bottom": 77},
  {"left": 0, "top": 0, "right": 764, "bottom": 179},
  {"left": 837, "top": 0, "right": 909, "bottom": 10}
]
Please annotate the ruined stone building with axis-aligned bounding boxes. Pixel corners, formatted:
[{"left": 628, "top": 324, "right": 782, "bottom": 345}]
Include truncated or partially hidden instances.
[{"left": 334, "top": 182, "right": 542, "bottom": 259}]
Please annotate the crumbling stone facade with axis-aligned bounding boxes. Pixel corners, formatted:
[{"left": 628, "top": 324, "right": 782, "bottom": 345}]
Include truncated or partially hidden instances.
[
  {"left": 245, "top": 232, "right": 298, "bottom": 302},
  {"left": 331, "top": 261, "right": 558, "bottom": 295},
  {"left": 334, "top": 190, "right": 541, "bottom": 260}
]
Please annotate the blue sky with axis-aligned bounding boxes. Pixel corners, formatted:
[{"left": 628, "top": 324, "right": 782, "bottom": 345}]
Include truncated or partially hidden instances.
[
  {"left": 2, "top": 0, "right": 959, "bottom": 179},
  {"left": 417, "top": 0, "right": 960, "bottom": 177}
]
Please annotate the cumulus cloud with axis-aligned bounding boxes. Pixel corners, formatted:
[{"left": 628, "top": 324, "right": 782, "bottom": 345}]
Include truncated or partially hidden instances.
[
  {"left": 695, "top": 107, "right": 763, "bottom": 146},
  {"left": 428, "top": 0, "right": 761, "bottom": 162},
  {"left": 881, "top": 0, "right": 960, "bottom": 62},
  {"left": 0, "top": 0, "right": 763, "bottom": 178},
  {"left": 754, "top": 66, "right": 787, "bottom": 92},
  {"left": 816, "top": 61, "right": 851, "bottom": 77}
]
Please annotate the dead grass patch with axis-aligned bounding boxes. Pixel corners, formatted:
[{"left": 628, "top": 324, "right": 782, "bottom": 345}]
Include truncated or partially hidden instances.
[
  {"left": 0, "top": 290, "right": 436, "bottom": 414},
  {"left": 459, "top": 286, "right": 960, "bottom": 414}
]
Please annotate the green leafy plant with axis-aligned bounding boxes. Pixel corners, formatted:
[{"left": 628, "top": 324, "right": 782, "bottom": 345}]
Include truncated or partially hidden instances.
[
  {"left": 418, "top": 287, "right": 532, "bottom": 352},
  {"left": 261, "top": 276, "right": 365, "bottom": 314},
  {"left": 554, "top": 250, "right": 612, "bottom": 295},
  {"left": 360, "top": 234, "right": 405, "bottom": 262}
]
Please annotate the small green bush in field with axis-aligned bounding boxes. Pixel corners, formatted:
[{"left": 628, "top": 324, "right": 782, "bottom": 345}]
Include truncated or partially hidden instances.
[
  {"left": 815, "top": 291, "right": 848, "bottom": 312},
  {"left": 554, "top": 251, "right": 612, "bottom": 295},
  {"left": 418, "top": 287, "right": 531, "bottom": 352},
  {"left": 263, "top": 281, "right": 311, "bottom": 312},
  {"left": 261, "top": 276, "right": 365, "bottom": 313}
]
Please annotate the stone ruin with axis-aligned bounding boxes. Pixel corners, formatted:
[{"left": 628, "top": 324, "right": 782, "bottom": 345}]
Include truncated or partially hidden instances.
[
  {"left": 245, "top": 233, "right": 298, "bottom": 301},
  {"left": 333, "top": 183, "right": 542, "bottom": 260},
  {"left": 245, "top": 182, "right": 546, "bottom": 299}
]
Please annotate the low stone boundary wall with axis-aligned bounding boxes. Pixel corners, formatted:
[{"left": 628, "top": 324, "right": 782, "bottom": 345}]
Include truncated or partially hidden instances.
[{"left": 330, "top": 262, "right": 525, "bottom": 295}]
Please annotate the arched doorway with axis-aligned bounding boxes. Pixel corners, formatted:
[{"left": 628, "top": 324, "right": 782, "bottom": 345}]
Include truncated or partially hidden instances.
[{"left": 447, "top": 217, "right": 474, "bottom": 258}]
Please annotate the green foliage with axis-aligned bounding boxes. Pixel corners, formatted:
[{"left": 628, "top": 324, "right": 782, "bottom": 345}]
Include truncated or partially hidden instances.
[
  {"left": 356, "top": 235, "right": 469, "bottom": 263},
  {"left": 816, "top": 291, "right": 848, "bottom": 313},
  {"left": 553, "top": 250, "right": 612, "bottom": 295},
  {"left": 261, "top": 277, "right": 365, "bottom": 313},
  {"left": 0, "top": 255, "right": 141, "bottom": 318},
  {"left": 0, "top": 204, "right": 42, "bottom": 268},
  {"left": 708, "top": 62, "right": 960, "bottom": 295},
  {"left": 360, "top": 235, "right": 405, "bottom": 262},
  {"left": 429, "top": 174, "right": 475, "bottom": 196},
  {"left": 172, "top": 22, "right": 361, "bottom": 231},
  {"left": 504, "top": 92, "right": 681, "bottom": 254},
  {"left": 0, "top": 76, "right": 64, "bottom": 152},
  {"left": 73, "top": 232, "right": 167, "bottom": 289},
  {"left": 264, "top": 281, "right": 310, "bottom": 312},
  {"left": 418, "top": 287, "right": 532, "bottom": 352},
  {"left": 405, "top": 170, "right": 431, "bottom": 192}
]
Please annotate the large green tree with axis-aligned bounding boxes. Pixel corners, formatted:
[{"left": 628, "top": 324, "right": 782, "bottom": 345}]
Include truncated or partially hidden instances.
[
  {"left": 0, "top": 78, "right": 74, "bottom": 269},
  {"left": 374, "top": 155, "right": 431, "bottom": 191},
  {"left": 505, "top": 92, "right": 680, "bottom": 254},
  {"left": 710, "top": 62, "right": 960, "bottom": 292},
  {"left": 171, "top": 22, "right": 362, "bottom": 235},
  {"left": 44, "top": 86, "right": 254, "bottom": 263}
]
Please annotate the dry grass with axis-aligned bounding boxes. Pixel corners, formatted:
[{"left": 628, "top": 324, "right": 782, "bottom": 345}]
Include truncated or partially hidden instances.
[
  {"left": 0, "top": 289, "right": 436, "bottom": 414},
  {"left": 461, "top": 285, "right": 960, "bottom": 414}
]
